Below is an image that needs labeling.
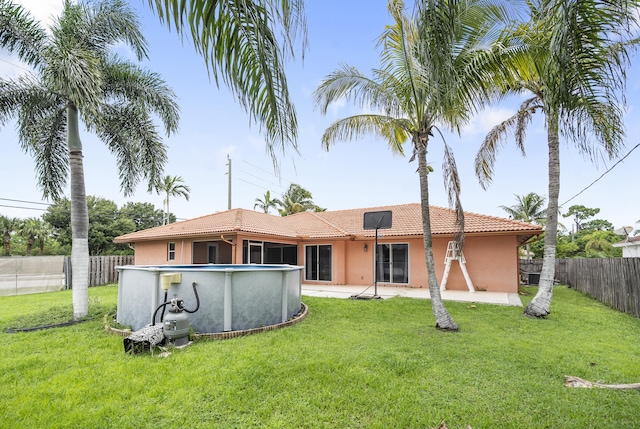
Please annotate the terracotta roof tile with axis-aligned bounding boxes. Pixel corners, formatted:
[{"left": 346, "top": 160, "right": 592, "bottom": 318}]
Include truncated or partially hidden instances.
[{"left": 114, "top": 204, "right": 542, "bottom": 243}]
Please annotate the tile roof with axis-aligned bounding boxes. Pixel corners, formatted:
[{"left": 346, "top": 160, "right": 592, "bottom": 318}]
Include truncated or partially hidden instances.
[{"left": 114, "top": 203, "right": 541, "bottom": 243}]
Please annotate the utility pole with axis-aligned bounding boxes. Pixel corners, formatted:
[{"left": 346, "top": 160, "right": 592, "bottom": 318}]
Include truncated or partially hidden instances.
[{"left": 226, "top": 155, "right": 232, "bottom": 210}]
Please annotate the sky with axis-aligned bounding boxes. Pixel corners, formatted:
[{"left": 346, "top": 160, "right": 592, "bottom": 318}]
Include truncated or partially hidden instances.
[{"left": 1, "top": 0, "right": 640, "bottom": 231}]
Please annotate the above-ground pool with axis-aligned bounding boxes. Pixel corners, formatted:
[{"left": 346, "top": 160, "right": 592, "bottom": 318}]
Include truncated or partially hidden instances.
[{"left": 116, "top": 264, "right": 303, "bottom": 334}]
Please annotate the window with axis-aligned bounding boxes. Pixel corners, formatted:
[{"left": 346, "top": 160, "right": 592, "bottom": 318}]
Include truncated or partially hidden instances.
[
  {"left": 376, "top": 243, "right": 408, "bottom": 283},
  {"left": 168, "top": 242, "right": 176, "bottom": 261},
  {"left": 207, "top": 244, "right": 218, "bottom": 264},
  {"left": 305, "top": 245, "right": 332, "bottom": 281}
]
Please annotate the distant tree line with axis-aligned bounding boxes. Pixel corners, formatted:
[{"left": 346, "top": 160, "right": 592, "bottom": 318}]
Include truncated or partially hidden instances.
[
  {"left": 0, "top": 198, "right": 168, "bottom": 257},
  {"left": 501, "top": 193, "right": 628, "bottom": 259}
]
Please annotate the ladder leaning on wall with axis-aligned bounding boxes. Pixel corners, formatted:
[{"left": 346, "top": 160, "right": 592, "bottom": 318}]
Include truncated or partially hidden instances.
[{"left": 440, "top": 241, "right": 475, "bottom": 293}]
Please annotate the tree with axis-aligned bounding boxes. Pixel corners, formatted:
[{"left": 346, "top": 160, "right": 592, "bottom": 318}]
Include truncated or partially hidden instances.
[
  {"left": 44, "top": 197, "right": 136, "bottom": 255},
  {"left": 0, "top": 215, "right": 18, "bottom": 256},
  {"left": 474, "top": 0, "right": 639, "bottom": 317},
  {"left": 500, "top": 193, "right": 547, "bottom": 224},
  {"left": 254, "top": 190, "right": 278, "bottom": 214},
  {"left": 275, "top": 184, "right": 323, "bottom": 216},
  {"left": 17, "top": 217, "right": 47, "bottom": 256},
  {"left": 145, "top": 0, "right": 307, "bottom": 165},
  {"left": 500, "top": 192, "right": 547, "bottom": 259},
  {"left": 563, "top": 205, "right": 601, "bottom": 233},
  {"left": 0, "top": 0, "right": 179, "bottom": 318},
  {"left": 155, "top": 175, "right": 190, "bottom": 225},
  {"left": 314, "top": 0, "right": 513, "bottom": 330},
  {"left": 119, "top": 202, "right": 166, "bottom": 231}
]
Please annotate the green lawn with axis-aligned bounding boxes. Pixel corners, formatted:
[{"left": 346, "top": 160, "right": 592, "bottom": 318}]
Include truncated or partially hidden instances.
[{"left": 0, "top": 286, "right": 638, "bottom": 428}]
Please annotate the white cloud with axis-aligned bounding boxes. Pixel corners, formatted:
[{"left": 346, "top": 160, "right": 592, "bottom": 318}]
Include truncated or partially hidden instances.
[{"left": 462, "top": 107, "right": 515, "bottom": 136}]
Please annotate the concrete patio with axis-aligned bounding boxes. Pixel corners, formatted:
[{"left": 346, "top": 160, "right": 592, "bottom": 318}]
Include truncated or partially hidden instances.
[{"left": 302, "top": 284, "right": 523, "bottom": 306}]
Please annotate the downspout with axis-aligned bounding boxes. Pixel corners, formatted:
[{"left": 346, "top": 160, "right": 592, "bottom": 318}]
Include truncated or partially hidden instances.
[{"left": 221, "top": 235, "right": 236, "bottom": 264}]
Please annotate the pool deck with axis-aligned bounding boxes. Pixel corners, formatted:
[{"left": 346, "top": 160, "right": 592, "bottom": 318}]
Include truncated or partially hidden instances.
[{"left": 301, "top": 284, "right": 523, "bottom": 307}]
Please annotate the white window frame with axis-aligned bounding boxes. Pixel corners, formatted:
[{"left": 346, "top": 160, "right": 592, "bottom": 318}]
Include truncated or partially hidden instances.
[{"left": 168, "top": 242, "right": 176, "bottom": 261}]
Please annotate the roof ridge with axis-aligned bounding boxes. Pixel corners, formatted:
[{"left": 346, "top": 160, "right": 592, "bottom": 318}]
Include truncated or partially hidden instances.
[{"left": 233, "top": 208, "right": 244, "bottom": 230}]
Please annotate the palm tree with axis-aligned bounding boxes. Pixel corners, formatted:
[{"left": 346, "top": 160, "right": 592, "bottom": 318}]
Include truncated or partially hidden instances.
[
  {"left": 313, "top": 0, "right": 513, "bottom": 330},
  {"left": 0, "top": 215, "right": 18, "bottom": 256},
  {"left": 155, "top": 175, "right": 190, "bottom": 225},
  {"left": 474, "top": 0, "right": 638, "bottom": 317},
  {"left": 276, "top": 183, "right": 321, "bottom": 216},
  {"left": 17, "top": 217, "right": 40, "bottom": 256},
  {"left": 145, "top": 0, "right": 307, "bottom": 165},
  {"left": 500, "top": 193, "right": 547, "bottom": 225},
  {"left": 254, "top": 190, "right": 278, "bottom": 214},
  {"left": 501, "top": 192, "right": 547, "bottom": 260},
  {"left": 0, "top": 0, "right": 180, "bottom": 318}
]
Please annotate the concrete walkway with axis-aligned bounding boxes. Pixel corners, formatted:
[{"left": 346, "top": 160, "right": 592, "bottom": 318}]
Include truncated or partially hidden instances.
[{"left": 302, "top": 284, "right": 523, "bottom": 307}]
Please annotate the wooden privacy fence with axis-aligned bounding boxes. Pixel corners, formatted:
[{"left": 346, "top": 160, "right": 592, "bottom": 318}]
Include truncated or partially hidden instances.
[
  {"left": 65, "top": 255, "right": 134, "bottom": 287},
  {"left": 520, "top": 258, "right": 640, "bottom": 318}
]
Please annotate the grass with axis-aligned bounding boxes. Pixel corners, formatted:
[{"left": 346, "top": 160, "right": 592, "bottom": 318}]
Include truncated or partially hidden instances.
[{"left": 0, "top": 286, "right": 639, "bottom": 428}]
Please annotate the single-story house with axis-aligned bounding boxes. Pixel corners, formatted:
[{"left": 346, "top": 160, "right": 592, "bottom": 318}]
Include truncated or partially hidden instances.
[
  {"left": 114, "top": 203, "right": 542, "bottom": 293},
  {"left": 613, "top": 235, "right": 640, "bottom": 257}
]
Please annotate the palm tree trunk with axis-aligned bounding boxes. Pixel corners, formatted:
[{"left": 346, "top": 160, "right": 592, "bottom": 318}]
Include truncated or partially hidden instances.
[
  {"left": 525, "top": 111, "right": 560, "bottom": 317},
  {"left": 68, "top": 104, "right": 90, "bottom": 319},
  {"left": 417, "top": 135, "right": 458, "bottom": 331},
  {"left": 4, "top": 233, "right": 9, "bottom": 256},
  {"left": 26, "top": 237, "right": 33, "bottom": 256}
]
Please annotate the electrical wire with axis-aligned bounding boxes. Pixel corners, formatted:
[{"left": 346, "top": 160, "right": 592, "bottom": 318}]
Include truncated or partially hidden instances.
[
  {"left": 560, "top": 143, "right": 640, "bottom": 208},
  {"left": 0, "top": 197, "right": 50, "bottom": 206}
]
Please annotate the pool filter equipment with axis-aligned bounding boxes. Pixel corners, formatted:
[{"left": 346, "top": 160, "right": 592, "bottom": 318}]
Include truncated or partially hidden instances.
[
  {"left": 124, "top": 278, "right": 200, "bottom": 353},
  {"left": 159, "top": 281, "right": 201, "bottom": 346},
  {"left": 162, "top": 295, "right": 195, "bottom": 346}
]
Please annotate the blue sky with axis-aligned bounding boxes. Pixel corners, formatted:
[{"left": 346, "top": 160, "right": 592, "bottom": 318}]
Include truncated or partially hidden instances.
[{"left": 1, "top": 0, "right": 639, "bottom": 231}]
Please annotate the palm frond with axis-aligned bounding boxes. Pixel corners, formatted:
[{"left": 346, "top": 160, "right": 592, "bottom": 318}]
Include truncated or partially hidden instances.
[
  {"left": 313, "top": 65, "right": 403, "bottom": 118},
  {"left": 96, "top": 104, "right": 168, "bottom": 196},
  {"left": 441, "top": 136, "right": 465, "bottom": 246},
  {"left": 18, "top": 105, "right": 68, "bottom": 200},
  {"left": 474, "top": 96, "right": 538, "bottom": 189},
  {"left": 100, "top": 57, "right": 180, "bottom": 135},
  {"left": 321, "top": 114, "right": 409, "bottom": 155},
  {"left": 146, "top": 0, "right": 307, "bottom": 162},
  {"left": 0, "top": 0, "right": 46, "bottom": 68},
  {"left": 84, "top": 0, "right": 149, "bottom": 61}
]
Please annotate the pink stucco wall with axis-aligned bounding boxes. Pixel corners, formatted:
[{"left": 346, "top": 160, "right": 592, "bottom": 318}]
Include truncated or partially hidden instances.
[
  {"left": 300, "top": 234, "right": 520, "bottom": 293},
  {"left": 129, "top": 232, "right": 521, "bottom": 293}
]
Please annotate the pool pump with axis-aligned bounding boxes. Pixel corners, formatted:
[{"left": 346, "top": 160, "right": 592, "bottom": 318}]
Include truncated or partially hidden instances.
[
  {"left": 123, "top": 278, "right": 200, "bottom": 353},
  {"left": 162, "top": 296, "right": 195, "bottom": 346}
]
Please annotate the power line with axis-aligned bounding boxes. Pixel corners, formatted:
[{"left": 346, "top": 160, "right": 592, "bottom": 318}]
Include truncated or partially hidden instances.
[
  {"left": 237, "top": 168, "right": 288, "bottom": 191},
  {"left": 560, "top": 142, "right": 640, "bottom": 208},
  {"left": 241, "top": 160, "right": 297, "bottom": 186},
  {"left": 237, "top": 177, "right": 271, "bottom": 192},
  {"left": 0, "top": 57, "right": 32, "bottom": 73},
  {"left": 0, "top": 204, "right": 47, "bottom": 211},
  {"left": 0, "top": 197, "right": 51, "bottom": 206}
]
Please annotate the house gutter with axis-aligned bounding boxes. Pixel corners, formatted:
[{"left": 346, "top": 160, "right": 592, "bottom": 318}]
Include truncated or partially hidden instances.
[{"left": 221, "top": 235, "right": 236, "bottom": 264}]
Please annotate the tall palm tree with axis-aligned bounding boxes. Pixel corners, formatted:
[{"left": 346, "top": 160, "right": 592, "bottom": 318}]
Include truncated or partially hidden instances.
[
  {"left": 254, "top": 190, "right": 278, "bottom": 214},
  {"left": 145, "top": 0, "right": 307, "bottom": 165},
  {"left": 475, "top": 0, "right": 638, "bottom": 317},
  {"left": 0, "top": 0, "right": 180, "bottom": 318},
  {"left": 0, "top": 215, "right": 18, "bottom": 256},
  {"left": 313, "top": 0, "right": 513, "bottom": 330},
  {"left": 501, "top": 192, "right": 547, "bottom": 259},
  {"left": 155, "top": 175, "right": 190, "bottom": 225}
]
